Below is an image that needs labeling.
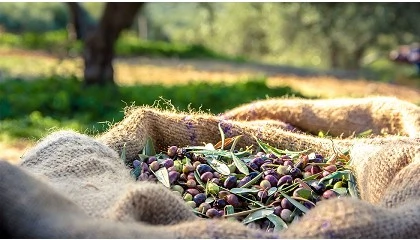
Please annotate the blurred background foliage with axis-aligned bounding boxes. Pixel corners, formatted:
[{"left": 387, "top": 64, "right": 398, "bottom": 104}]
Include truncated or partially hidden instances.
[{"left": 1, "top": 2, "right": 420, "bottom": 144}]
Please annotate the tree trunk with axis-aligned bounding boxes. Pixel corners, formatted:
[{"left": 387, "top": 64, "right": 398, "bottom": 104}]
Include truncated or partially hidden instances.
[
  {"left": 83, "top": 3, "right": 144, "bottom": 85},
  {"left": 66, "top": 2, "right": 95, "bottom": 41}
]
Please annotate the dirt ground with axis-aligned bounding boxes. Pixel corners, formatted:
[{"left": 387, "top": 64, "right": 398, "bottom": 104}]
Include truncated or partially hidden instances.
[{"left": 2, "top": 49, "right": 420, "bottom": 163}]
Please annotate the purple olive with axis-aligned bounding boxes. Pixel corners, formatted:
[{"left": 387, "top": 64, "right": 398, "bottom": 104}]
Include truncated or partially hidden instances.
[
  {"left": 186, "top": 188, "right": 199, "bottom": 196},
  {"left": 132, "top": 160, "right": 141, "bottom": 168},
  {"left": 310, "top": 181, "right": 326, "bottom": 194},
  {"left": 273, "top": 206, "right": 283, "bottom": 216},
  {"left": 214, "top": 199, "right": 227, "bottom": 209},
  {"left": 237, "top": 176, "right": 252, "bottom": 187},
  {"left": 186, "top": 179, "right": 197, "bottom": 188},
  {"left": 258, "top": 190, "right": 268, "bottom": 200},
  {"left": 322, "top": 190, "right": 338, "bottom": 199},
  {"left": 206, "top": 208, "right": 221, "bottom": 218},
  {"left": 168, "top": 171, "right": 180, "bottom": 184},
  {"left": 264, "top": 175, "right": 278, "bottom": 187},
  {"left": 289, "top": 167, "right": 303, "bottom": 178},
  {"left": 198, "top": 202, "right": 211, "bottom": 213},
  {"left": 147, "top": 156, "right": 157, "bottom": 164},
  {"left": 284, "top": 160, "right": 294, "bottom": 167},
  {"left": 167, "top": 146, "right": 178, "bottom": 158},
  {"left": 281, "top": 198, "right": 294, "bottom": 210},
  {"left": 251, "top": 157, "right": 265, "bottom": 167},
  {"left": 197, "top": 164, "right": 213, "bottom": 174},
  {"left": 162, "top": 159, "right": 174, "bottom": 168},
  {"left": 200, "top": 172, "right": 213, "bottom": 182},
  {"left": 193, "top": 193, "right": 207, "bottom": 205},
  {"left": 226, "top": 194, "right": 241, "bottom": 207},
  {"left": 224, "top": 175, "right": 237, "bottom": 189},
  {"left": 277, "top": 175, "right": 293, "bottom": 187}
]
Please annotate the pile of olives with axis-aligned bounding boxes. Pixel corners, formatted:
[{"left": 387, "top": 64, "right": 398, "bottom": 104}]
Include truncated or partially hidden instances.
[{"left": 126, "top": 141, "right": 357, "bottom": 232}]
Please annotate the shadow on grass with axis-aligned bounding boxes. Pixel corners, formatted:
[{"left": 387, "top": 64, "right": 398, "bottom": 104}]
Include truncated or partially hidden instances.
[{"left": 0, "top": 76, "right": 307, "bottom": 140}]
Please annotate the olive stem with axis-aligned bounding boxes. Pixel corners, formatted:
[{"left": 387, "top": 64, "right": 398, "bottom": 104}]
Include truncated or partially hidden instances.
[
  {"left": 222, "top": 206, "right": 268, "bottom": 218},
  {"left": 291, "top": 196, "right": 316, "bottom": 207}
]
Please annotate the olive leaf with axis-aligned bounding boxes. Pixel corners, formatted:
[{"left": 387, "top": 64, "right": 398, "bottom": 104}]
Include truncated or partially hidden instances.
[
  {"left": 121, "top": 143, "right": 128, "bottom": 165},
  {"left": 319, "top": 170, "right": 351, "bottom": 183},
  {"left": 240, "top": 172, "right": 263, "bottom": 188},
  {"left": 348, "top": 171, "right": 360, "bottom": 199},
  {"left": 142, "top": 137, "right": 156, "bottom": 156},
  {"left": 231, "top": 152, "right": 249, "bottom": 175},
  {"left": 280, "top": 192, "right": 309, "bottom": 214},
  {"left": 267, "top": 187, "right": 277, "bottom": 196},
  {"left": 267, "top": 213, "right": 288, "bottom": 232},
  {"left": 230, "top": 188, "right": 260, "bottom": 194},
  {"left": 206, "top": 157, "right": 230, "bottom": 175},
  {"left": 217, "top": 122, "right": 226, "bottom": 150},
  {"left": 230, "top": 135, "right": 243, "bottom": 152},
  {"left": 242, "top": 209, "right": 274, "bottom": 224},
  {"left": 205, "top": 196, "right": 215, "bottom": 204},
  {"left": 224, "top": 205, "right": 235, "bottom": 219},
  {"left": 294, "top": 188, "right": 313, "bottom": 199},
  {"left": 332, "top": 187, "right": 348, "bottom": 196},
  {"left": 151, "top": 167, "right": 170, "bottom": 188},
  {"left": 194, "top": 170, "right": 206, "bottom": 188}
]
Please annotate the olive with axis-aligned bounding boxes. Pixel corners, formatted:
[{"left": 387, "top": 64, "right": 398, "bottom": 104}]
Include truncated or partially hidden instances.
[
  {"left": 281, "top": 198, "right": 294, "bottom": 210},
  {"left": 201, "top": 172, "right": 214, "bottom": 182},
  {"left": 277, "top": 175, "right": 293, "bottom": 187},
  {"left": 167, "top": 146, "right": 178, "bottom": 158},
  {"left": 186, "top": 188, "right": 199, "bottom": 196},
  {"left": 224, "top": 175, "right": 237, "bottom": 189},
  {"left": 206, "top": 208, "right": 221, "bottom": 218},
  {"left": 218, "top": 190, "right": 230, "bottom": 199},
  {"left": 185, "top": 200, "right": 196, "bottom": 208},
  {"left": 207, "top": 182, "right": 220, "bottom": 195},
  {"left": 186, "top": 179, "right": 197, "bottom": 188},
  {"left": 171, "top": 185, "right": 184, "bottom": 195},
  {"left": 183, "top": 193, "right": 193, "bottom": 201},
  {"left": 149, "top": 161, "right": 160, "bottom": 171},
  {"left": 192, "top": 161, "right": 201, "bottom": 169},
  {"left": 322, "top": 189, "right": 338, "bottom": 199},
  {"left": 324, "top": 165, "right": 337, "bottom": 173},
  {"left": 310, "top": 181, "right": 326, "bottom": 194},
  {"left": 277, "top": 165, "right": 289, "bottom": 176},
  {"left": 173, "top": 160, "right": 183, "bottom": 172},
  {"left": 237, "top": 176, "right": 252, "bottom": 187},
  {"left": 198, "top": 202, "right": 211, "bottom": 213},
  {"left": 260, "top": 180, "right": 271, "bottom": 190},
  {"left": 264, "top": 175, "right": 278, "bottom": 188},
  {"left": 168, "top": 171, "right": 180, "bottom": 184},
  {"left": 258, "top": 190, "right": 268, "bottom": 200},
  {"left": 273, "top": 206, "right": 283, "bottom": 216},
  {"left": 183, "top": 165, "right": 195, "bottom": 174},
  {"left": 193, "top": 193, "right": 207, "bottom": 205},
  {"left": 132, "top": 160, "right": 141, "bottom": 168},
  {"left": 147, "top": 156, "right": 157, "bottom": 164},
  {"left": 214, "top": 199, "right": 227, "bottom": 209},
  {"left": 283, "top": 160, "right": 294, "bottom": 167},
  {"left": 333, "top": 181, "right": 344, "bottom": 189},
  {"left": 226, "top": 194, "right": 241, "bottom": 207},
  {"left": 289, "top": 167, "right": 303, "bottom": 178},
  {"left": 197, "top": 164, "right": 213, "bottom": 174},
  {"left": 280, "top": 209, "right": 293, "bottom": 222},
  {"left": 251, "top": 157, "right": 265, "bottom": 167}
]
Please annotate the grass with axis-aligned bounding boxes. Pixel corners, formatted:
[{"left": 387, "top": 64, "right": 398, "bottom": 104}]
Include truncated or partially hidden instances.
[
  {"left": 0, "top": 30, "right": 247, "bottom": 62},
  {"left": 0, "top": 76, "right": 305, "bottom": 141}
]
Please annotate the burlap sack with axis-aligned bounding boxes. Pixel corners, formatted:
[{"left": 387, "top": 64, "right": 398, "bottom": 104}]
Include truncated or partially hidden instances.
[{"left": 1, "top": 96, "right": 419, "bottom": 238}]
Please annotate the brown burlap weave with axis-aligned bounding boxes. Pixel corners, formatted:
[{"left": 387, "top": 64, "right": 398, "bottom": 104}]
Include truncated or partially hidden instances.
[{"left": 0, "top": 96, "right": 419, "bottom": 238}]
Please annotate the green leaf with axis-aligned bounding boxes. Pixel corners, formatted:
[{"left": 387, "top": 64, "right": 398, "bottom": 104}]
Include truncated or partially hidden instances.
[
  {"left": 240, "top": 171, "right": 263, "bottom": 188},
  {"left": 218, "top": 122, "right": 225, "bottom": 150},
  {"left": 319, "top": 170, "right": 351, "bottom": 183},
  {"left": 267, "top": 187, "right": 277, "bottom": 196},
  {"left": 280, "top": 192, "right": 309, "bottom": 214},
  {"left": 206, "top": 157, "right": 230, "bottom": 175},
  {"left": 205, "top": 196, "right": 215, "bottom": 204},
  {"left": 293, "top": 188, "right": 312, "bottom": 199},
  {"left": 137, "top": 154, "right": 149, "bottom": 162},
  {"left": 254, "top": 137, "right": 309, "bottom": 159},
  {"left": 230, "top": 188, "right": 260, "bottom": 194},
  {"left": 142, "top": 137, "right": 156, "bottom": 156},
  {"left": 121, "top": 143, "right": 127, "bottom": 164},
  {"left": 242, "top": 209, "right": 274, "bottom": 224},
  {"left": 267, "top": 213, "right": 288, "bottom": 232},
  {"left": 332, "top": 187, "right": 348, "bottom": 196},
  {"left": 225, "top": 205, "right": 235, "bottom": 216},
  {"left": 231, "top": 152, "right": 249, "bottom": 175},
  {"left": 194, "top": 170, "right": 206, "bottom": 188},
  {"left": 348, "top": 171, "right": 360, "bottom": 199},
  {"left": 230, "top": 135, "right": 243, "bottom": 152},
  {"left": 151, "top": 167, "right": 170, "bottom": 188}
]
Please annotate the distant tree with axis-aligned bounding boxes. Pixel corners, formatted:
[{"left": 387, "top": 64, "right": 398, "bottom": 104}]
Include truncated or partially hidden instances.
[{"left": 67, "top": 2, "right": 144, "bottom": 85}]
